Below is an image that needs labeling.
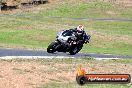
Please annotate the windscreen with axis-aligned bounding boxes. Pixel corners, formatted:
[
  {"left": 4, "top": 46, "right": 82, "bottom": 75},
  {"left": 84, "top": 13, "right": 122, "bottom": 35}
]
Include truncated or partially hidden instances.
[{"left": 62, "top": 30, "right": 73, "bottom": 37}]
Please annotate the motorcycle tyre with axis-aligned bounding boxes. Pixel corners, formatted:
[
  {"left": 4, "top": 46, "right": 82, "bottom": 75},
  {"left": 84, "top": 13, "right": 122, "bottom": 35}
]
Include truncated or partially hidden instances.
[{"left": 47, "top": 42, "right": 58, "bottom": 53}]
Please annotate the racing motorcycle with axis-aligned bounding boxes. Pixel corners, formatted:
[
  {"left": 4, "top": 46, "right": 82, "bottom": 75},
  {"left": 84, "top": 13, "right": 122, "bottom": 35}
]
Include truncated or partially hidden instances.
[{"left": 47, "top": 30, "right": 87, "bottom": 55}]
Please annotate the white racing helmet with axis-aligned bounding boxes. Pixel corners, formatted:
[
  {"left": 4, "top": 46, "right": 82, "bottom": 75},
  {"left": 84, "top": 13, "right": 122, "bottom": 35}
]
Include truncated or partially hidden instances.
[{"left": 77, "top": 25, "right": 84, "bottom": 35}]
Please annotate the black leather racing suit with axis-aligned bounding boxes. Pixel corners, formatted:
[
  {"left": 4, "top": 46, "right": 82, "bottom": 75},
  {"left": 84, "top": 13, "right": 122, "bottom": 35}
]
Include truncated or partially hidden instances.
[{"left": 69, "top": 28, "right": 90, "bottom": 44}]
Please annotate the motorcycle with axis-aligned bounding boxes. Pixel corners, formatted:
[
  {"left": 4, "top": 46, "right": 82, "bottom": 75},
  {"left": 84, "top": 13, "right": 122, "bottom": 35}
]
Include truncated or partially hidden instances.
[{"left": 47, "top": 30, "right": 87, "bottom": 55}]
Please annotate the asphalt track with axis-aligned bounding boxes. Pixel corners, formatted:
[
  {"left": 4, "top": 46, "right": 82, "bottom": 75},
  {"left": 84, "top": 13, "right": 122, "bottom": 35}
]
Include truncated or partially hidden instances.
[
  {"left": 0, "top": 48, "right": 132, "bottom": 59},
  {"left": 0, "top": 14, "right": 132, "bottom": 22}
]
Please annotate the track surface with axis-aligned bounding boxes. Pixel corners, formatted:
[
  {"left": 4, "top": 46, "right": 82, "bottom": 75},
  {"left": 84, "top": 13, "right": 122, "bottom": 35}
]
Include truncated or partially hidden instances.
[
  {"left": 1, "top": 14, "right": 132, "bottom": 22},
  {"left": 0, "top": 48, "right": 132, "bottom": 59}
]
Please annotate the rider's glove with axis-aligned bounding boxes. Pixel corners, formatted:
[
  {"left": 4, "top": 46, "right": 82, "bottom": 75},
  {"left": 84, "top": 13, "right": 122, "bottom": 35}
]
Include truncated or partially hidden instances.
[{"left": 85, "top": 39, "right": 89, "bottom": 44}]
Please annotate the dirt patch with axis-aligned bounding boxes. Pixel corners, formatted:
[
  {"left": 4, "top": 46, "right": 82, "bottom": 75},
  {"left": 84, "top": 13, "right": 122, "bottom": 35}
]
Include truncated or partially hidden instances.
[
  {"left": 0, "top": 59, "right": 131, "bottom": 88},
  {"left": 0, "top": 0, "right": 89, "bottom": 14},
  {"left": 106, "top": 11, "right": 117, "bottom": 15},
  {"left": 0, "top": 0, "right": 65, "bottom": 14},
  {"left": 0, "top": 61, "right": 75, "bottom": 88},
  {"left": 103, "top": 0, "right": 132, "bottom": 7},
  {"left": 1, "top": 0, "right": 131, "bottom": 16},
  {"left": 115, "top": 0, "right": 132, "bottom": 7}
]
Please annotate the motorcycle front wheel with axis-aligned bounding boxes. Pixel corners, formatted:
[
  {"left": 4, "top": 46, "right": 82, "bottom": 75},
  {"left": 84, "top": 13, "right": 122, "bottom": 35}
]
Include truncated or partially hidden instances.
[{"left": 47, "top": 41, "right": 59, "bottom": 53}]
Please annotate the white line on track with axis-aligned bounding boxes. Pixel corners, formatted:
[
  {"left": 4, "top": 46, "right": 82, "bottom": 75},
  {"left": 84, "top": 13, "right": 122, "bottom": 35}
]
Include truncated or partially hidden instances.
[
  {"left": 0, "top": 56, "right": 75, "bottom": 60},
  {"left": 95, "top": 58, "right": 120, "bottom": 60},
  {"left": 0, "top": 56, "right": 121, "bottom": 60}
]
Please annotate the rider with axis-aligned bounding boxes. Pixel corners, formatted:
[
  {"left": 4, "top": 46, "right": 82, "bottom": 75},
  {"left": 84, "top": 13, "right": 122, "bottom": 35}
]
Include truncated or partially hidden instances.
[{"left": 69, "top": 25, "right": 91, "bottom": 45}]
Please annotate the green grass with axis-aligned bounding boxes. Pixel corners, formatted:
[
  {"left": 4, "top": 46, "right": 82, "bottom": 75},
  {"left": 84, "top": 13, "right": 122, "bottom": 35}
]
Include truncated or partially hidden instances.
[
  {"left": 0, "top": 0, "right": 132, "bottom": 55},
  {"left": 0, "top": 15, "right": 57, "bottom": 49},
  {"left": 30, "top": 1, "right": 132, "bottom": 18},
  {"left": 82, "top": 44, "right": 132, "bottom": 56},
  {"left": 90, "top": 21, "right": 132, "bottom": 36}
]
